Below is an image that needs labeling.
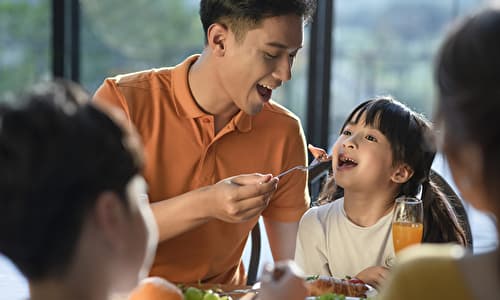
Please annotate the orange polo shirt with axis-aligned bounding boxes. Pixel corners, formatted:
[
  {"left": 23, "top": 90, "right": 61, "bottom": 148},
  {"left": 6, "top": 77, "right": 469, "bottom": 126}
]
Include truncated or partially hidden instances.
[{"left": 94, "top": 55, "right": 310, "bottom": 285}]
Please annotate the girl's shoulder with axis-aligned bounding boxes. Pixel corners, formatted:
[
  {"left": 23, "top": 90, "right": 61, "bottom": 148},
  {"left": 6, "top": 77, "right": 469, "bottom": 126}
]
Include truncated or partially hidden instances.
[{"left": 302, "top": 198, "right": 344, "bottom": 223}]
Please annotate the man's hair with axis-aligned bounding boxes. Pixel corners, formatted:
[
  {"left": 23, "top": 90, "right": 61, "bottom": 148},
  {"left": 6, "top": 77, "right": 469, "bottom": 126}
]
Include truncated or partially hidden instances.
[
  {"left": 200, "top": 0, "right": 317, "bottom": 43},
  {"left": 0, "top": 80, "right": 143, "bottom": 280}
]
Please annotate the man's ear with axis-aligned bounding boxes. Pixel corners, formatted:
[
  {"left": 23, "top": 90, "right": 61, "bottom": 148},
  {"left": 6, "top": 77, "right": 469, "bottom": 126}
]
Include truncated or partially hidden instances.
[
  {"left": 391, "top": 164, "right": 414, "bottom": 184},
  {"left": 206, "top": 23, "right": 228, "bottom": 57},
  {"left": 92, "top": 191, "right": 128, "bottom": 250}
]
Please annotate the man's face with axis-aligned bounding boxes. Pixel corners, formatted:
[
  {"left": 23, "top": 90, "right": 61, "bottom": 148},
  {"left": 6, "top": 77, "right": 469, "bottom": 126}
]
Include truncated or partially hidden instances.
[{"left": 219, "top": 14, "right": 304, "bottom": 115}]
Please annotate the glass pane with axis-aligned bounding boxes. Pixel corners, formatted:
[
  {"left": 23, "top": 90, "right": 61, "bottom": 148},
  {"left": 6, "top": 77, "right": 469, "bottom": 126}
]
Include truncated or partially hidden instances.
[
  {"left": 0, "top": 0, "right": 51, "bottom": 97},
  {"left": 329, "top": 0, "right": 485, "bottom": 145},
  {"left": 80, "top": 0, "right": 309, "bottom": 122},
  {"left": 80, "top": 0, "right": 203, "bottom": 92}
]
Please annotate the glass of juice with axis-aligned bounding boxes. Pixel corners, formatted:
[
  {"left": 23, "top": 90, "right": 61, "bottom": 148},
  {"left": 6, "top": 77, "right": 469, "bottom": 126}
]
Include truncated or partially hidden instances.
[{"left": 392, "top": 196, "right": 423, "bottom": 253}]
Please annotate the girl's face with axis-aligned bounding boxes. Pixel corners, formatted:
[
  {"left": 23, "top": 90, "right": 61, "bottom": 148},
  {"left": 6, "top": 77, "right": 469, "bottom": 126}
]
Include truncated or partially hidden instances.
[
  {"left": 115, "top": 175, "right": 159, "bottom": 292},
  {"left": 331, "top": 113, "right": 399, "bottom": 192}
]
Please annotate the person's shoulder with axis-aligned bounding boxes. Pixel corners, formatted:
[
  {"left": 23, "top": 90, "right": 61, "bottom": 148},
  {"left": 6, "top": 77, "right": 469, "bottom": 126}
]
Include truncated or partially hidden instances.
[
  {"left": 301, "top": 201, "right": 338, "bottom": 224},
  {"left": 106, "top": 67, "right": 174, "bottom": 90},
  {"left": 379, "top": 244, "right": 472, "bottom": 299},
  {"left": 393, "top": 244, "right": 466, "bottom": 276},
  {"left": 398, "top": 243, "right": 466, "bottom": 263}
]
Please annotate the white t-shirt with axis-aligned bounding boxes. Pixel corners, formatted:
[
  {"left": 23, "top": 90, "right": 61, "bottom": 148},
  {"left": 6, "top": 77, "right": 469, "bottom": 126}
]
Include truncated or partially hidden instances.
[{"left": 294, "top": 197, "right": 395, "bottom": 278}]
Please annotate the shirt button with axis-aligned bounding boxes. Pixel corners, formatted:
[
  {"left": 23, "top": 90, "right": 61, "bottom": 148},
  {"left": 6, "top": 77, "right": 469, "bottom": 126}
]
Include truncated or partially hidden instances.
[{"left": 202, "top": 118, "right": 211, "bottom": 123}]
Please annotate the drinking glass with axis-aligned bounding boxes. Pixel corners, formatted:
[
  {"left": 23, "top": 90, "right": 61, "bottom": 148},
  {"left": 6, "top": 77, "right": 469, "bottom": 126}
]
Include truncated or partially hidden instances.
[{"left": 392, "top": 196, "right": 424, "bottom": 253}]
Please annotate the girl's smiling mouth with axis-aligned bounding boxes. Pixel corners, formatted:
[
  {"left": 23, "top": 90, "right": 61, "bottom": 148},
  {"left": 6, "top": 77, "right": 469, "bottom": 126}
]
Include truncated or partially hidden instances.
[{"left": 337, "top": 153, "right": 358, "bottom": 170}]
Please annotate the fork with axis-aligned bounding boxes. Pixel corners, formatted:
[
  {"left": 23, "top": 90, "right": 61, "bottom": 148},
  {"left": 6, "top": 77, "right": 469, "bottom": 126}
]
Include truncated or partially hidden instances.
[{"left": 276, "top": 155, "right": 331, "bottom": 179}]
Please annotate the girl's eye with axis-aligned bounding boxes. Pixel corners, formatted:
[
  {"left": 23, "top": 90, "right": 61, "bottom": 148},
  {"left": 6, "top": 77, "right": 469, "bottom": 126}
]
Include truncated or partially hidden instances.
[
  {"left": 342, "top": 129, "right": 351, "bottom": 136},
  {"left": 366, "top": 135, "right": 378, "bottom": 142}
]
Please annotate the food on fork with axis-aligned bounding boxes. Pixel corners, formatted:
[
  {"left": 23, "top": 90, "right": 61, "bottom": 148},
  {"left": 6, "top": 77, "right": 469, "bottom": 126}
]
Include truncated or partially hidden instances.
[{"left": 306, "top": 276, "right": 369, "bottom": 298}]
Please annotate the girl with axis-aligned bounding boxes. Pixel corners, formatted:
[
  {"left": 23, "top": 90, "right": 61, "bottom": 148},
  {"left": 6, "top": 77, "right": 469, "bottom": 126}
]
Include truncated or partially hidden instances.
[{"left": 295, "top": 96, "right": 468, "bottom": 288}]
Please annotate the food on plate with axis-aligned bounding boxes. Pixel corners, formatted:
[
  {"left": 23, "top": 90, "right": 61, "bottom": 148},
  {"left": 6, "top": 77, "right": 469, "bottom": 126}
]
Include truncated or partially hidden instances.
[
  {"left": 315, "top": 293, "right": 346, "bottom": 300},
  {"left": 180, "top": 286, "right": 233, "bottom": 300},
  {"left": 306, "top": 276, "right": 369, "bottom": 298},
  {"left": 128, "top": 276, "right": 183, "bottom": 300}
]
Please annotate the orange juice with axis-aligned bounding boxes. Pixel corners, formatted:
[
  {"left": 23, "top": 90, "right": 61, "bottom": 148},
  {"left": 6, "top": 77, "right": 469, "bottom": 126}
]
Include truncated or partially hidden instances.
[{"left": 392, "top": 222, "right": 423, "bottom": 253}]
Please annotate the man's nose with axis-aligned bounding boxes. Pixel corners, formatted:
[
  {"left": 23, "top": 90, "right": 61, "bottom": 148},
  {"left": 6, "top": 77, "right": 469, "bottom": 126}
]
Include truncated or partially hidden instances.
[{"left": 272, "top": 56, "right": 292, "bottom": 82}]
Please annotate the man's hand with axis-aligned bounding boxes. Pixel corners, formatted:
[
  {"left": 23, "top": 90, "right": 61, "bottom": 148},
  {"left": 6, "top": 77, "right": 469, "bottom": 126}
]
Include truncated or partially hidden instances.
[
  {"left": 208, "top": 173, "right": 279, "bottom": 223},
  {"left": 355, "top": 265, "right": 389, "bottom": 289}
]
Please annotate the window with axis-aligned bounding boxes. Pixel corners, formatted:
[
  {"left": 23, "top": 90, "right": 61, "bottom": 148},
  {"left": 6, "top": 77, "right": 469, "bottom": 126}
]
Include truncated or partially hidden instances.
[
  {"left": 0, "top": 0, "right": 50, "bottom": 96},
  {"left": 80, "top": 0, "right": 310, "bottom": 122},
  {"left": 329, "top": 0, "right": 485, "bottom": 144},
  {"left": 272, "top": 29, "right": 310, "bottom": 125},
  {"left": 80, "top": 0, "right": 203, "bottom": 93}
]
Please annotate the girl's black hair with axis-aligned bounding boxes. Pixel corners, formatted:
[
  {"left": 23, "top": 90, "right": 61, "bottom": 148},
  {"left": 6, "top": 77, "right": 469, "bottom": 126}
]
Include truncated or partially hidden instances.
[
  {"left": 0, "top": 80, "right": 144, "bottom": 280},
  {"left": 317, "top": 96, "right": 467, "bottom": 246}
]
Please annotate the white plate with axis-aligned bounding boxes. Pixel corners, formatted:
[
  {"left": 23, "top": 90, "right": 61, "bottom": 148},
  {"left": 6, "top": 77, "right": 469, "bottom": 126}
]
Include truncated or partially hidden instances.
[{"left": 305, "top": 283, "right": 377, "bottom": 299}]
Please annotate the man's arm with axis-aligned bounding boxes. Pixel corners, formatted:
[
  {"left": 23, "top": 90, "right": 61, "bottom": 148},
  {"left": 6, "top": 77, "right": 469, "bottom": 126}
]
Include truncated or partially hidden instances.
[
  {"left": 153, "top": 174, "right": 279, "bottom": 242},
  {"left": 263, "top": 218, "right": 300, "bottom": 261}
]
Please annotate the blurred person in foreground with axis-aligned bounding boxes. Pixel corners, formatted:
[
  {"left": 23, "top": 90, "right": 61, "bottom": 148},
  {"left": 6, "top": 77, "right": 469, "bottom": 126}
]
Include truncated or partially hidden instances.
[
  {"left": 0, "top": 80, "right": 158, "bottom": 300},
  {"left": 378, "top": 3, "right": 500, "bottom": 299},
  {"left": 94, "top": 0, "right": 316, "bottom": 285}
]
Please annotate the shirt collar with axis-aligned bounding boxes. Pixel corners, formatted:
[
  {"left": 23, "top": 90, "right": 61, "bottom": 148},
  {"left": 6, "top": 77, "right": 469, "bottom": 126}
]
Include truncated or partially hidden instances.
[{"left": 172, "top": 54, "right": 252, "bottom": 133}]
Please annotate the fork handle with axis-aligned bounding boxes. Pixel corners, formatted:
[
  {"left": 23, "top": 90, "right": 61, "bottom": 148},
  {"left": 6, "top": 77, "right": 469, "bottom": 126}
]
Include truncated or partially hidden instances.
[{"left": 276, "top": 166, "right": 304, "bottom": 179}]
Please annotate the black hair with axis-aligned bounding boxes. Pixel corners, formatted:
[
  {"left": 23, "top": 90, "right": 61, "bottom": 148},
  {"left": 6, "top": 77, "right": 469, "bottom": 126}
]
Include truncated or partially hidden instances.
[
  {"left": 0, "top": 80, "right": 143, "bottom": 280},
  {"left": 199, "top": 0, "right": 317, "bottom": 43},
  {"left": 317, "top": 96, "right": 467, "bottom": 246},
  {"left": 435, "top": 7, "right": 500, "bottom": 204}
]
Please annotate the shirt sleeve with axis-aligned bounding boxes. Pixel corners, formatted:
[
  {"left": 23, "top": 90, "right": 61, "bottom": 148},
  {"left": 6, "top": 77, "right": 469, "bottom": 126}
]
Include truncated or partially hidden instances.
[
  {"left": 262, "top": 117, "right": 310, "bottom": 222},
  {"left": 294, "top": 207, "right": 330, "bottom": 276},
  {"left": 93, "top": 78, "right": 132, "bottom": 120}
]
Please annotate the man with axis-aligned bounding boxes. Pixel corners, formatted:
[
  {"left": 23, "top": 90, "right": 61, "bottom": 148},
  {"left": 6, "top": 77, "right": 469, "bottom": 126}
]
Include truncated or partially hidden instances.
[{"left": 94, "top": 0, "right": 317, "bottom": 285}]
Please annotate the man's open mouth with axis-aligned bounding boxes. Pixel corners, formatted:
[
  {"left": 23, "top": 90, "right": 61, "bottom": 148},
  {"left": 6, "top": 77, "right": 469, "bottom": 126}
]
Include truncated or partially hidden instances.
[{"left": 257, "top": 83, "right": 273, "bottom": 102}]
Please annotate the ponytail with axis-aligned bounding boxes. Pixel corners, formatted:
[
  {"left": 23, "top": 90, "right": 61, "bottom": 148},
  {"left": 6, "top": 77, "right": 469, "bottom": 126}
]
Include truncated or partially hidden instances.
[{"left": 420, "top": 171, "right": 470, "bottom": 248}]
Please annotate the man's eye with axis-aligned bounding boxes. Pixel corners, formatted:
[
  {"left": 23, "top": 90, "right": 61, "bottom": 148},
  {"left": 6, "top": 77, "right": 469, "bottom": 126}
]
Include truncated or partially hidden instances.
[
  {"left": 264, "top": 52, "right": 278, "bottom": 59},
  {"left": 342, "top": 130, "right": 351, "bottom": 136},
  {"left": 366, "top": 135, "right": 377, "bottom": 142}
]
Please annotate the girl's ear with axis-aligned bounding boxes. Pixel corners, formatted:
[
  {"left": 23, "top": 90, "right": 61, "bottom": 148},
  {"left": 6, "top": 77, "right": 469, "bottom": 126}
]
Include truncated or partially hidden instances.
[
  {"left": 206, "top": 23, "right": 228, "bottom": 57},
  {"left": 391, "top": 164, "right": 414, "bottom": 184}
]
